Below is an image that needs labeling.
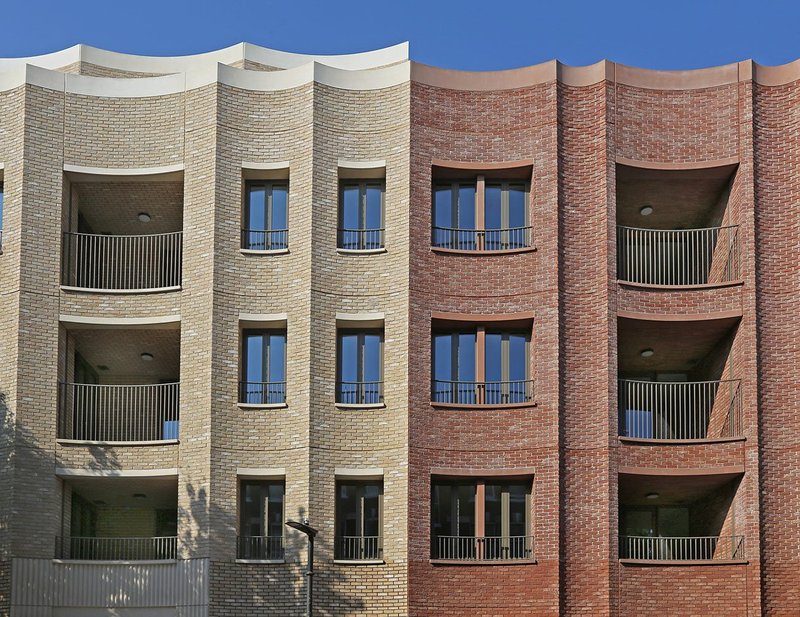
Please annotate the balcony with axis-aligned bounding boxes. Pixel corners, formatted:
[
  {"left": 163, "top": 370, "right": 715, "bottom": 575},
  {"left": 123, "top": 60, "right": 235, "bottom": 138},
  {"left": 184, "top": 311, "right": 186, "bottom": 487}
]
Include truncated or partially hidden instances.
[
  {"left": 236, "top": 535, "right": 285, "bottom": 561},
  {"left": 431, "top": 379, "right": 533, "bottom": 406},
  {"left": 238, "top": 381, "right": 287, "bottom": 406},
  {"left": 62, "top": 172, "right": 184, "bottom": 292},
  {"left": 59, "top": 325, "right": 180, "bottom": 444},
  {"left": 432, "top": 226, "right": 532, "bottom": 252},
  {"left": 338, "top": 227, "right": 385, "bottom": 252},
  {"left": 432, "top": 535, "right": 534, "bottom": 562},
  {"left": 241, "top": 228, "right": 288, "bottom": 252},
  {"left": 616, "top": 162, "right": 740, "bottom": 287},
  {"left": 335, "top": 535, "right": 383, "bottom": 561},
  {"left": 56, "top": 535, "right": 178, "bottom": 560},
  {"left": 620, "top": 535, "right": 744, "bottom": 561}
]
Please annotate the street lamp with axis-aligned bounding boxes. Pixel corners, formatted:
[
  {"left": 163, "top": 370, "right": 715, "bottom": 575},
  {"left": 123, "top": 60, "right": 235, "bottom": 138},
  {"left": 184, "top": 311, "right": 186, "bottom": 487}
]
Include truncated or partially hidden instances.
[{"left": 286, "top": 519, "right": 318, "bottom": 617}]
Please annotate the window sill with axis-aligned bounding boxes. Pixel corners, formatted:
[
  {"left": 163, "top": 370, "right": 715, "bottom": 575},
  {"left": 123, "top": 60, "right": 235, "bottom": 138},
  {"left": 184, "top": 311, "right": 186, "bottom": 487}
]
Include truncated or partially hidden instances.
[
  {"left": 237, "top": 402, "right": 288, "bottom": 410},
  {"left": 619, "top": 559, "right": 748, "bottom": 567},
  {"left": 429, "top": 558, "right": 537, "bottom": 566},
  {"left": 56, "top": 439, "right": 180, "bottom": 447},
  {"left": 335, "top": 402, "right": 386, "bottom": 410},
  {"left": 240, "top": 248, "right": 290, "bottom": 255},
  {"left": 431, "top": 246, "right": 536, "bottom": 256},
  {"left": 235, "top": 559, "right": 285, "bottom": 565},
  {"left": 337, "top": 247, "right": 387, "bottom": 255},
  {"left": 61, "top": 285, "right": 181, "bottom": 295},
  {"left": 333, "top": 559, "right": 385, "bottom": 566},
  {"left": 618, "top": 436, "right": 745, "bottom": 445},
  {"left": 616, "top": 279, "right": 744, "bottom": 291},
  {"left": 430, "top": 401, "right": 536, "bottom": 410}
]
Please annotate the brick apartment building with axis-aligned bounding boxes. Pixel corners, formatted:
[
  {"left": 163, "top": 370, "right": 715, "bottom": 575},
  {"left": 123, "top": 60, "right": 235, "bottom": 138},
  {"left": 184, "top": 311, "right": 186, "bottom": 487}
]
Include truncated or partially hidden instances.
[{"left": 0, "top": 43, "right": 797, "bottom": 616}]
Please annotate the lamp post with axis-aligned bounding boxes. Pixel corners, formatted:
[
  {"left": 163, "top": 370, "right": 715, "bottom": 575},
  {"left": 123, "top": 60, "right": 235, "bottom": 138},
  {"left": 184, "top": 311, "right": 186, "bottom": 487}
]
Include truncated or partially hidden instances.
[{"left": 286, "top": 519, "right": 318, "bottom": 617}]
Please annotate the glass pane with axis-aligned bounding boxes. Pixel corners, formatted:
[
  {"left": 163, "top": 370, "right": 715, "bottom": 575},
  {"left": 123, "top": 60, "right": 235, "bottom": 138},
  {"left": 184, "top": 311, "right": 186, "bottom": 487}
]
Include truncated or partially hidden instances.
[
  {"left": 362, "top": 333, "right": 382, "bottom": 383},
  {"left": 658, "top": 506, "right": 689, "bottom": 537},
  {"left": 485, "top": 185, "right": 502, "bottom": 230},
  {"left": 456, "top": 484, "right": 476, "bottom": 537},
  {"left": 247, "top": 186, "right": 266, "bottom": 231},
  {"left": 342, "top": 185, "right": 360, "bottom": 230},
  {"left": 457, "top": 185, "right": 476, "bottom": 230},
  {"left": 0, "top": 186, "right": 4, "bottom": 230},
  {"left": 267, "top": 334, "right": 286, "bottom": 404},
  {"left": 270, "top": 185, "right": 288, "bottom": 230},
  {"left": 363, "top": 484, "right": 380, "bottom": 537},
  {"left": 365, "top": 185, "right": 383, "bottom": 230},
  {"left": 434, "top": 186, "right": 453, "bottom": 228},
  {"left": 431, "top": 484, "right": 452, "bottom": 539},
  {"left": 244, "top": 333, "right": 265, "bottom": 383},
  {"left": 508, "top": 185, "right": 526, "bottom": 229},
  {"left": 242, "top": 482, "right": 265, "bottom": 536},
  {"left": 267, "top": 484, "right": 284, "bottom": 538},
  {"left": 623, "top": 509, "right": 655, "bottom": 537},
  {"left": 338, "top": 334, "right": 359, "bottom": 383},
  {"left": 508, "top": 334, "right": 527, "bottom": 381},
  {"left": 484, "top": 484, "right": 502, "bottom": 537},
  {"left": 337, "top": 483, "right": 359, "bottom": 537},
  {"left": 433, "top": 334, "right": 453, "bottom": 402},
  {"left": 508, "top": 484, "right": 528, "bottom": 537},
  {"left": 485, "top": 334, "right": 503, "bottom": 382},
  {"left": 457, "top": 332, "right": 476, "bottom": 382}
]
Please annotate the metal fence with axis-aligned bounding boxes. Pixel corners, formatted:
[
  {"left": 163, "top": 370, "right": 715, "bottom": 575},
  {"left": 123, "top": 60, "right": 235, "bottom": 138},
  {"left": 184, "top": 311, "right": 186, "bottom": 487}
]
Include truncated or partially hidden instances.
[
  {"left": 619, "top": 379, "right": 742, "bottom": 440},
  {"left": 236, "top": 536, "right": 285, "bottom": 561},
  {"left": 336, "top": 381, "right": 384, "bottom": 405},
  {"left": 620, "top": 535, "right": 744, "bottom": 561},
  {"left": 56, "top": 536, "right": 178, "bottom": 561},
  {"left": 58, "top": 382, "right": 180, "bottom": 442},
  {"left": 433, "top": 535, "right": 534, "bottom": 561},
  {"left": 241, "top": 229, "right": 288, "bottom": 251},
  {"left": 238, "top": 381, "right": 287, "bottom": 405},
  {"left": 335, "top": 536, "right": 383, "bottom": 561},
  {"left": 432, "top": 226, "right": 532, "bottom": 251},
  {"left": 62, "top": 231, "right": 183, "bottom": 291},
  {"left": 617, "top": 225, "right": 740, "bottom": 285},
  {"left": 432, "top": 380, "right": 533, "bottom": 405},
  {"left": 337, "top": 228, "right": 385, "bottom": 251}
]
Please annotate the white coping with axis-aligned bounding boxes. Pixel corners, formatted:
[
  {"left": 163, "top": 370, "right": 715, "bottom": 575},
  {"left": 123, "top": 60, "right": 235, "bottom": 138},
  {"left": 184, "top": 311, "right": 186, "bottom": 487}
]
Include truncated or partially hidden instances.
[
  {"left": 335, "top": 467, "right": 384, "bottom": 479},
  {"left": 55, "top": 467, "right": 179, "bottom": 478},
  {"left": 238, "top": 312, "right": 288, "bottom": 324},
  {"left": 59, "top": 314, "right": 180, "bottom": 328},
  {"left": 241, "top": 161, "right": 291, "bottom": 171},
  {"left": 237, "top": 467, "right": 286, "bottom": 478},
  {"left": 335, "top": 312, "right": 385, "bottom": 323},
  {"left": 64, "top": 162, "right": 184, "bottom": 176},
  {"left": 338, "top": 159, "right": 386, "bottom": 170}
]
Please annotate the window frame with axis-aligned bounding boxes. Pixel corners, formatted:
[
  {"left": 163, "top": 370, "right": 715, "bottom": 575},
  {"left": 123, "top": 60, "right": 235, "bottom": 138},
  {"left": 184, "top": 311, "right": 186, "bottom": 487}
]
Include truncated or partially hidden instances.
[
  {"left": 237, "top": 478, "right": 286, "bottom": 561},
  {"left": 334, "top": 479, "right": 384, "bottom": 561},
  {"left": 336, "top": 328, "right": 385, "bottom": 405},
  {"left": 242, "top": 180, "right": 289, "bottom": 251},
  {"left": 338, "top": 180, "right": 386, "bottom": 250},
  {"left": 240, "top": 329, "right": 287, "bottom": 406}
]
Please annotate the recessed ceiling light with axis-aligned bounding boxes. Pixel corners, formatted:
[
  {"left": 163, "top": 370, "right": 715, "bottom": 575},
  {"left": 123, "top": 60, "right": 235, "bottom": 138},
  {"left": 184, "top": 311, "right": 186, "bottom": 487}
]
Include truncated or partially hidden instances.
[
  {"left": 640, "top": 205, "right": 654, "bottom": 216},
  {"left": 137, "top": 212, "right": 152, "bottom": 223},
  {"left": 645, "top": 492, "right": 659, "bottom": 500},
  {"left": 140, "top": 352, "right": 154, "bottom": 362},
  {"left": 640, "top": 348, "right": 655, "bottom": 358},
  {"left": 132, "top": 493, "right": 147, "bottom": 500}
]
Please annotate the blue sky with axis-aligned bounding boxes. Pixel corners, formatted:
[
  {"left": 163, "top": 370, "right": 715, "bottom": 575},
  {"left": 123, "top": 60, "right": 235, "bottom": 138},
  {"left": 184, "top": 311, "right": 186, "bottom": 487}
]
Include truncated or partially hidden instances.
[{"left": 1, "top": 0, "right": 799, "bottom": 71}]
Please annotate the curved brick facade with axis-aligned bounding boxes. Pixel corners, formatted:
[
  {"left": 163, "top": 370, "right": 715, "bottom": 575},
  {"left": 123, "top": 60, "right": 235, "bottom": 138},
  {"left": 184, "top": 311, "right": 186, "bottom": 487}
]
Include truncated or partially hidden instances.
[{"left": 0, "top": 44, "right": 797, "bottom": 617}]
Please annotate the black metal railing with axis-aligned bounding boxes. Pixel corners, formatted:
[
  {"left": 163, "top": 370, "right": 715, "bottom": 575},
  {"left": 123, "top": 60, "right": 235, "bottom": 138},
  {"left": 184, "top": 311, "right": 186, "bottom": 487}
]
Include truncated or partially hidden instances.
[
  {"left": 236, "top": 535, "right": 285, "bottom": 561},
  {"left": 56, "top": 536, "right": 178, "bottom": 560},
  {"left": 336, "top": 381, "right": 384, "bottom": 405},
  {"left": 238, "top": 381, "right": 287, "bottom": 405},
  {"left": 432, "top": 226, "right": 532, "bottom": 252},
  {"left": 335, "top": 535, "right": 383, "bottom": 561},
  {"left": 432, "top": 380, "right": 533, "bottom": 405},
  {"left": 241, "top": 229, "right": 288, "bottom": 251},
  {"left": 337, "top": 228, "right": 385, "bottom": 251}
]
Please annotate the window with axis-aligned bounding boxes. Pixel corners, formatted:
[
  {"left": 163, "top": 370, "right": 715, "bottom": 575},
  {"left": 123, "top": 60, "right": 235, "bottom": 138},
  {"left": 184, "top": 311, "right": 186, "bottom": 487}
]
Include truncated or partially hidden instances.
[
  {"left": 339, "top": 181, "right": 385, "bottom": 250},
  {"left": 238, "top": 480, "right": 285, "bottom": 560},
  {"left": 243, "top": 181, "right": 288, "bottom": 251},
  {"left": 0, "top": 181, "right": 4, "bottom": 252},
  {"left": 432, "top": 179, "right": 530, "bottom": 251},
  {"left": 432, "top": 328, "right": 531, "bottom": 405},
  {"left": 240, "top": 330, "right": 287, "bottom": 405},
  {"left": 337, "top": 329, "right": 383, "bottom": 405},
  {"left": 431, "top": 479, "right": 532, "bottom": 561},
  {"left": 335, "top": 480, "right": 383, "bottom": 560}
]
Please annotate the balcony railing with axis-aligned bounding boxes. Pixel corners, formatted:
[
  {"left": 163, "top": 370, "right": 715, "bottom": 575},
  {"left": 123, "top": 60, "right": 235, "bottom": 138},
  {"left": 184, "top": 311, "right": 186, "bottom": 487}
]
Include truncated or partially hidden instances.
[
  {"left": 62, "top": 231, "right": 183, "bottom": 291},
  {"left": 432, "top": 226, "right": 532, "bottom": 252},
  {"left": 617, "top": 225, "right": 740, "bottom": 285},
  {"left": 0, "top": 229, "right": 3, "bottom": 253},
  {"left": 236, "top": 535, "right": 285, "bottom": 561},
  {"left": 56, "top": 536, "right": 178, "bottom": 561},
  {"left": 338, "top": 228, "right": 385, "bottom": 251},
  {"left": 335, "top": 536, "right": 383, "bottom": 561},
  {"left": 433, "top": 535, "right": 535, "bottom": 561},
  {"left": 432, "top": 380, "right": 533, "bottom": 406},
  {"left": 336, "top": 381, "right": 384, "bottom": 405},
  {"left": 238, "top": 381, "right": 287, "bottom": 405},
  {"left": 241, "top": 229, "right": 288, "bottom": 251},
  {"left": 619, "top": 379, "right": 742, "bottom": 440},
  {"left": 620, "top": 535, "right": 744, "bottom": 561},
  {"left": 58, "top": 382, "right": 180, "bottom": 443}
]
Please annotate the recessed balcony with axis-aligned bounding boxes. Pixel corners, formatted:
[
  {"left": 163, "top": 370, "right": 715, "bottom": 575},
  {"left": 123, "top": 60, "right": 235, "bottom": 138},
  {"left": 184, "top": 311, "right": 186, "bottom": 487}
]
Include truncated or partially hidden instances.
[
  {"left": 58, "top": 326, "right": 180, "bottom": 444},
  {"left": 61, "top": 174, "right": 183, "bottom": 292},
  {"left": 58, "top": 475, "right": 178, "bottom": 561},
  {"left": 618, "top": 316, "right": 741, "bottom": 441}
]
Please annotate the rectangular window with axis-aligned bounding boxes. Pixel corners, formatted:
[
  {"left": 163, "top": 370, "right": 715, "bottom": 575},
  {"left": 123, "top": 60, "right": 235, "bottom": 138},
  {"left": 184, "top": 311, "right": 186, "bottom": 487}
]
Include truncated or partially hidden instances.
[
  {"left": 243, "top": 181, "right": 288, "bottom": 251},
  {"left": 432, "top": 179, "right": 530, "bottom": 251},
  {"left": 337, "top": 329, "right": 384, "bottom": 405},
  {"left": 240, "top": 330, "right": 287, "bottom": 405},
  {"left": 238, "top": 480, "right": 285, "bottom": 560},
  {"left": 432, "top": 329, "right": 530, "bottom": 405},
  {"left": 335, "top": 480, "right": 383, "bottom": 560},
  {"left": 339, "top": 181, "right": 385, "bottom": 250},
  {"left": 431, "top": 479, "right": 532, "bottom": 561}
]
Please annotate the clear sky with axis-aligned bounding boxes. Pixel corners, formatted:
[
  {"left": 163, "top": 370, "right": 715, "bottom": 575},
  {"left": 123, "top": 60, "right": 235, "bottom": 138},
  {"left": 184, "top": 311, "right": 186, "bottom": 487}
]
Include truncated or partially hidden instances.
[{"left": 1, "top": 0, "right": 799, "bottom": 71}]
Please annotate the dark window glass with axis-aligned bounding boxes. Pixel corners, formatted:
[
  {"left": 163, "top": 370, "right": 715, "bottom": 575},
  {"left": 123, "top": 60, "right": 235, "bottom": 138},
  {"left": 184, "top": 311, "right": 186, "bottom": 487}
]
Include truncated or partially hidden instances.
[
  {"left": 0, "top": 183, "right": 4, "bottom": 233},
  {"left": 241, "top": 330, "right": 286, "bottom": 404},
  {"left": 432, "top": 332, "right": 476, "bottom": 404},
  {"left": 337, "top": 330, "right": 383, "bottom": 404},
  {"left": 243, "top": 182, "right": 288, "bottom": 250},
  {"left": 339, "top": 181, "right": 385, "bottom": 250},
  {"left": 484, "top": 332, "right": 529, "bottom": 404},
  {"left": 432, "top": 183, "right": 477, "bottom": 249},
  {"left": 335, "top": 480, "right": 383, "bottom": 560},
  {"left": 239, "top": 480, "right": 284, "bottom": 560}
]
